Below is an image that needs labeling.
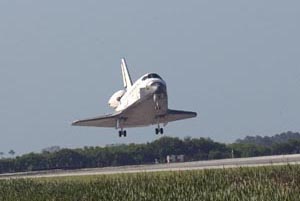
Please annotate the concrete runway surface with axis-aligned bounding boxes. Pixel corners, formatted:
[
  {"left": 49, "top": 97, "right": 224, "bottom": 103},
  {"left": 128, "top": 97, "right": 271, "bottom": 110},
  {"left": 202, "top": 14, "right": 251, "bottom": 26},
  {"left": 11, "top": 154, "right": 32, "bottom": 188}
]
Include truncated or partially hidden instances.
[{"left": 1, "top": 154, "right": 300, "bottom": 179}]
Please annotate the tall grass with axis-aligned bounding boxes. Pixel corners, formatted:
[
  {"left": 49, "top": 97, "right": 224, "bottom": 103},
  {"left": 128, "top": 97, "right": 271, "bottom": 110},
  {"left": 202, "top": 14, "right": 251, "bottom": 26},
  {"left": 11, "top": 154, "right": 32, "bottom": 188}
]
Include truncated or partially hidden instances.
[{"left": 1, "top": 165, "right": 300, "bottom": 201}]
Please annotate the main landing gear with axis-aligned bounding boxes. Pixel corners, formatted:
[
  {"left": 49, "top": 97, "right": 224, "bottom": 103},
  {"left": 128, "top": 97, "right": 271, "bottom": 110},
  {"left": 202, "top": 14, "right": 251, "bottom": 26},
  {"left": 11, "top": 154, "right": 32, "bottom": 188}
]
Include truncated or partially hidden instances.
[
  {"left": 155, "top": 124, "right": 164, "bottom": 135},
  {"left": 117, "top": 118, "right": 127, "bottom": 137},
  {"left": 155, "top": 127, "right": 164, "bottom": 135},
  {"left": 118, "top": 130, "right": 127, "bottom": 137}
]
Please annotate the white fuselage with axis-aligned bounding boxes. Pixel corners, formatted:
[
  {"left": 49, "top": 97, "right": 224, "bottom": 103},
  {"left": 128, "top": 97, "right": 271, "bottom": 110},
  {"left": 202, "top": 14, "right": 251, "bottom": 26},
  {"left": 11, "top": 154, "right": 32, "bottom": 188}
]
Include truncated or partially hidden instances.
[{"left": 111, "top": 73, "right": 168, "bottom": 127}]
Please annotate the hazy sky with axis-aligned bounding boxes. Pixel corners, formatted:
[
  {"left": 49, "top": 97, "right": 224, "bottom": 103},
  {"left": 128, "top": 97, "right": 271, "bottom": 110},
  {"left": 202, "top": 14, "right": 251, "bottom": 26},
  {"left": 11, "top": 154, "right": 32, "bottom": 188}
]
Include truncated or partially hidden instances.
[{"left": 1, "top": 1, "right": 300, "bottom": 155}]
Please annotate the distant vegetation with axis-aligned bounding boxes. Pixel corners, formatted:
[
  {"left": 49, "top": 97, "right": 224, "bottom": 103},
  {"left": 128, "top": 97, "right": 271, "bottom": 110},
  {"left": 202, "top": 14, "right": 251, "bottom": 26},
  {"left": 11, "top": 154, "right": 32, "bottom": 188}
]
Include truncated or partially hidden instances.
[
  {"left": 0, "top": 131, "right": 300, "bottom": 174},
  {"left": 0, "top": 137, "right": 231, "bottom": 173},
  {"left": 1, "top": 165, "right": 300, "bottom": 200},
  {"left": 236, "top": 131, "right": 300, "bottom": 146}
]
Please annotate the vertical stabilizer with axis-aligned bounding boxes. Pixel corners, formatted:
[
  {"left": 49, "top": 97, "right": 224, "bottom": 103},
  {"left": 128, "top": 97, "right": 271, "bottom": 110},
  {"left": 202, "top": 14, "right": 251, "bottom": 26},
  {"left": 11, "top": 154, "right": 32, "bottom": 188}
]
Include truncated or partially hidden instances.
[{"left": 121, "top": 58, "right": 133, "bottom": 89}]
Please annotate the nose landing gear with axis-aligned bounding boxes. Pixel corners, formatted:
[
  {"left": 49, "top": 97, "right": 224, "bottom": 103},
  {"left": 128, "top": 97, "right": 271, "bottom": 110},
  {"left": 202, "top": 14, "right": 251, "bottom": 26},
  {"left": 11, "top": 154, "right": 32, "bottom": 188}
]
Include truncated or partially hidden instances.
[{"left": 153, "top": 94, "right": 162, "bottom": 111}]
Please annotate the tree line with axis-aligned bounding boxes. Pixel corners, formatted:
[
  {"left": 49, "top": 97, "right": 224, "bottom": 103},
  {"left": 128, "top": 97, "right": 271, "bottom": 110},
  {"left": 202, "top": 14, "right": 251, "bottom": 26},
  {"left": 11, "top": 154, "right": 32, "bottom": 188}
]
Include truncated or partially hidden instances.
[
  {"left": 235, "top": 131, "right": 300, "bottom": 146},
  {"left": 1, "top": 131, "right": 300, "bottom": 174}
]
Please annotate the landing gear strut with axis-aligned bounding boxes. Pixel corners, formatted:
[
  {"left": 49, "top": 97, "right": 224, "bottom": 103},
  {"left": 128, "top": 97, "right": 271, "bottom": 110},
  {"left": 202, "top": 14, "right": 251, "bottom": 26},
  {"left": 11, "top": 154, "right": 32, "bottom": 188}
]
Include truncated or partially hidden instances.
[
  {"left": 155, "top": 104, "right": 161, "bottom": 111},
  {"left": 154, "top": 94, "right": 161, "bottom": 111}
]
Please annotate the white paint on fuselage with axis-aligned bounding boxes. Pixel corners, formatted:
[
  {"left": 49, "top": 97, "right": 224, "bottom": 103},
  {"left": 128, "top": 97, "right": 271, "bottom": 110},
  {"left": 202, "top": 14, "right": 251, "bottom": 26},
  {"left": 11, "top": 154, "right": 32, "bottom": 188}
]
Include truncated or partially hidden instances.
[{"left": 116, "top": 73, "right": 167, "bottom": 113}]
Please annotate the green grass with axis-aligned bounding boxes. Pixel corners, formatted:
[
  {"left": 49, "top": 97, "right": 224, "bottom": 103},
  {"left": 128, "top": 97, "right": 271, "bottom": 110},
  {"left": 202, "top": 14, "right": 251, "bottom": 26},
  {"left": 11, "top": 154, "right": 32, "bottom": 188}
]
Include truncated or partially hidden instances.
[{"left": 1, "top": 165, "right": 300, "bottom": 201}]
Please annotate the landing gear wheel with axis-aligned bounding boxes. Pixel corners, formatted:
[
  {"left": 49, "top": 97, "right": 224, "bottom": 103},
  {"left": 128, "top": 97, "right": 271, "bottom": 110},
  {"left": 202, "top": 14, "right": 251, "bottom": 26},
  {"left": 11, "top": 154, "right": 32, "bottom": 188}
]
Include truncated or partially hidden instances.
[
  {"left": 118, "top": 130, "right": 127, "bottom": 137},
  {"left": 155, "top": 127, "right": 164, "bottom": 135}
]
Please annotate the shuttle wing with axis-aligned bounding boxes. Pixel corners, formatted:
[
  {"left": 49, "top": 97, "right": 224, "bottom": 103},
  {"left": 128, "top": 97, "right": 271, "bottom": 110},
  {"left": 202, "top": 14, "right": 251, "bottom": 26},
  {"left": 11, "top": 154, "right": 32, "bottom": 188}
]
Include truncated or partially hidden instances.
[
  {"left": 165, "top": 109, "right": 197, "bottom": 123},
  {"left": 72, "top": 112, "right": 122, "bottom": 128},
  {"left": 72, "top": 108, "right": 197, "bottom": 128},
  {"left": 72, "top": 96, "right": 151, "bottom": 128}
]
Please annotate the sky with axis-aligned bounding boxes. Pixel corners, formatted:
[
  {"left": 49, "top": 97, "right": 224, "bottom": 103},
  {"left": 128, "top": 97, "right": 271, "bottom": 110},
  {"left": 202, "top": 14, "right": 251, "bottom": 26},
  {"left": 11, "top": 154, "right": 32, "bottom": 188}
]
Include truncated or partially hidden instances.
[{"left": 0, "top": 1, "right": 300, "bottom": 155}]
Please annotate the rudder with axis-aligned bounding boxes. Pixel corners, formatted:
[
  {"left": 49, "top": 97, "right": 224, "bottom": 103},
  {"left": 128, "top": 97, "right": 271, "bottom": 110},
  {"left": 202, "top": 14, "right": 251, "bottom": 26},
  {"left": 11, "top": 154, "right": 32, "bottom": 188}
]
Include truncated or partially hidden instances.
[{"left": 121, "top": 58, "right": 133, "bottom": 89}]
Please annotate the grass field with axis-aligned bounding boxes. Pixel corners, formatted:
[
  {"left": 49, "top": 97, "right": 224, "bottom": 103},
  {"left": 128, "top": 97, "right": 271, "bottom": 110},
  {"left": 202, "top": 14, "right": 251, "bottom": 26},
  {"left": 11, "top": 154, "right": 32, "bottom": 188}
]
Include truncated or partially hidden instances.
[{"left": 1, "top": 165, "right": 300, "bottom": 201}]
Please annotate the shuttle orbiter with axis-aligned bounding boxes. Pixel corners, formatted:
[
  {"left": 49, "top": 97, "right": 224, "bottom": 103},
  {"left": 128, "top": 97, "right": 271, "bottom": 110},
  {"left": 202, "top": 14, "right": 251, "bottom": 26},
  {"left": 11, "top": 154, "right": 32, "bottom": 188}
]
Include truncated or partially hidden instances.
[{"left": 72, "top": 58, "right": 197, "bottom": 137}]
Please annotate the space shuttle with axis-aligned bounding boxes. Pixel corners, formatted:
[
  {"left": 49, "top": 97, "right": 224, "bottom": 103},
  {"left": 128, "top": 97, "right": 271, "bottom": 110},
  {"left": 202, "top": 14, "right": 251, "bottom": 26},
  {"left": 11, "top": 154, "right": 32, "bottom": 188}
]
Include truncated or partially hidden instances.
[{"left": 72, "top": 58, "right": 197, "bottom": 137}]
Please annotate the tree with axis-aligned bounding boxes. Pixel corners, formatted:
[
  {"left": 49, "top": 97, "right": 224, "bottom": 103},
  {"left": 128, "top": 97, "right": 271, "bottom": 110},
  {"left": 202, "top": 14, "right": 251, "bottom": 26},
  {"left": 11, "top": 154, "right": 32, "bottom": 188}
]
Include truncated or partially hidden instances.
[
  {"left": 8, "top": 150, "right": 15, "bottom": 158},
  {"left": 49, "top": 149, "right": 85, "bottom": 169},
  {"left": 42, "top": 146, "right": 60, "bottom": 154}
]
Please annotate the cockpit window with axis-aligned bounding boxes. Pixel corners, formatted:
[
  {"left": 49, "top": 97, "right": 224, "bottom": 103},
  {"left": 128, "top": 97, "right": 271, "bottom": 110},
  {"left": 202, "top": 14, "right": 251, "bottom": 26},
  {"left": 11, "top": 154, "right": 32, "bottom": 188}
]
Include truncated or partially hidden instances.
[
  {"left": 148, "top": 73, "right": 161, "bottom": 79},
  {"left": 142, "top": 73, "right": 162, "bottom": 81}
]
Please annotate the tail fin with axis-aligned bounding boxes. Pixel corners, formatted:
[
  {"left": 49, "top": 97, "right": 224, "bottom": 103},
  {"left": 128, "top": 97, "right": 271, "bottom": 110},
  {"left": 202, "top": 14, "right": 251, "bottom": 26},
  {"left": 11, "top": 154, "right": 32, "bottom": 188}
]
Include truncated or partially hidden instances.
[{"left": 121, "top": 58, "right": 133, "bottom": 89}]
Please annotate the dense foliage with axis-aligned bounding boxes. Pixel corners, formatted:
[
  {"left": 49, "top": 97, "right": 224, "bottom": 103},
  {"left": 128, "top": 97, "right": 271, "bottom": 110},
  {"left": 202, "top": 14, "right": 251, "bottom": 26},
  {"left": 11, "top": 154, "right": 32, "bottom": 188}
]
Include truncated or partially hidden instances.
[
  {"left": 1, "top": 165, "right": 300, "bottom": 200},
  {"left": 236, "top": 131, "right": 300, "bottom": 146},
  {"left": 0, "top": 137, "right": 231, "bottom": 173},
  {"left": 1, "top": 132, "right": 300, "bottom": 174}
]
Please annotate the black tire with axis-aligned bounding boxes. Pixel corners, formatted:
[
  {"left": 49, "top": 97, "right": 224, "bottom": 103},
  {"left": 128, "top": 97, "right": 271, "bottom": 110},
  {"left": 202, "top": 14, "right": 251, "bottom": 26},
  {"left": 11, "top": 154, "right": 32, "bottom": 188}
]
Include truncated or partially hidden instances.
[
  {"left": 160, "top": 128, "right": 164, "bottom": 134},
  {"left": 155, "top": 128, "right": 159, "bottom": 135},
  {"left": 124, "top": 130, "right": 127, "bottom": 137}
]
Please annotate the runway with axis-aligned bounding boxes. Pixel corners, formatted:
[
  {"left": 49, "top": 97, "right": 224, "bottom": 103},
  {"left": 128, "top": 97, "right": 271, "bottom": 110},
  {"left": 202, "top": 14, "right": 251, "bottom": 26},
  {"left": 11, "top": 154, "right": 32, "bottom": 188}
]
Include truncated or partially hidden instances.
[{"left": 1, "top": 154, "right": 300, "bottom": 179}]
